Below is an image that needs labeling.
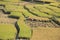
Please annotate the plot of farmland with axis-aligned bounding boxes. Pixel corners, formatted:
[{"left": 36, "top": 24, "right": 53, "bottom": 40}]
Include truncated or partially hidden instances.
[
  {"left": 31, "top": 27, "right": 60, "bottom": 40},
  {"left": 0, "top": 10, "right": 17, "bottom": 24},
  {"left": 0, "top": 0, "right": 60, "bottom": 40},
  {"left": 25, "top": 19, "right": 60, "bottom": 28}
]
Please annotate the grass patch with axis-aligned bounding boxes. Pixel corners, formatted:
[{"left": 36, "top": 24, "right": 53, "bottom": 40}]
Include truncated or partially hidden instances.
[
  {"left": 0, "top": 24, "right": 17, "bottom": 39},
  {"left": 25, "top": 5, "right": 52, "bottom": 18},
  {"left": 17, "top": 13, "right": 32, "bottom": 38}
]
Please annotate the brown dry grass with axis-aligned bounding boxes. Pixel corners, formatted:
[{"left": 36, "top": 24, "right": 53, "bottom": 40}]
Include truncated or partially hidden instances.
[
  {"left": 30, "top": 27, "right": 60, "bottom": 40},
  {"left": 0, "top": 10, "right": 17, "bottom": 24}
]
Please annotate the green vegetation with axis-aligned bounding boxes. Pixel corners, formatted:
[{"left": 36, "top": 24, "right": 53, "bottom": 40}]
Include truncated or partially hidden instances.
[
  {"left": 0, "top": 24, "right": 17, "bottom": 39},
  {"left": 5, "top": 5, "right": 18, "bottom": 12},
  {"left": 9, "top": 6, "right": 49, "bottom": 21},
  {"left": 18, "top": 19, "right": 32, "bottom": 38},
  {"left": 5, "top": 5, "right": 24, "bottom": 12},
  {"left": 50, "top": 2, "right": 60, "bottom": 7},
  {"left": 41, "top": 0, "right": 56, "bottom": 2},
  {"left": 17, "top": 13, "right": 32, "bottom": 38},
  {"left": 42, "top": 4, "right": 60, "bottom": 17},
  {"left": 0, "top": 1, "right": 13, "bottom": 5},
  {"left": 0, "top": 0, "right": 19, "bottom": 2},
  {"left": 0, "top": 0, "right": 60, "bottom": 40},
  {"left": 34, "top": 5, "right": 55, "bottom": 15},
  {"left": 9, "top": 11, "right": 22, "bottom": 17},
  {"left": 22, "top": 6, "right": 50, "bottom": 21},
  {"left": 44, "top": 4, "right": 60, "bottom": 13},
  {"left": 25, "top": 5, "right": 52, "bottom": 18},
  {"left": 9, "top": 9, "right": 32, "bottom": 38}
]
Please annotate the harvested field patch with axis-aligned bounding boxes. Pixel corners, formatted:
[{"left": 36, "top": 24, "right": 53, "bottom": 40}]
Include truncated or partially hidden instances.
[
  {"left": 31, "top": 27, "right": 60, "bottom": 40},
  {"left": 25, "top": 19, "right": 60, "bottom": 28},
  {"left": 0, "top": 10, "right": 17, "bottom": 24}
]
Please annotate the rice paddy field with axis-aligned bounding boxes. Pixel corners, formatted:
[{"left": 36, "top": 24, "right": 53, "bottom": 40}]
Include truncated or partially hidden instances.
[{"left": 0, "top": 0, "right": 60, "bottom": 40}]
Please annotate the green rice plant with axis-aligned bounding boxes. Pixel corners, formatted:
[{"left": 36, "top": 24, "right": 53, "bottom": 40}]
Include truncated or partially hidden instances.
[
  {"left": 12, "top": 6, "right": 49, "bottom": 20},
  {"left": 3, "top": 0, "right": 19, "bottom": 2},
  {"left": 18, "top": 19, "right": 32, "bottom": 38},
  {"left": 10, "top": 9, "right": 32, "bottom": 38},
  {"left": 50, "top": 2, "right": 60, "bottom": 7},
  {"left": 0, "top": 1, "right": 6, "bottom": 5},
  {"left": 9, "top": 11, "right": 22, "bottom": 17},
  {"left": 0, "top": 24, "right": 17, "bottom": 39},
  {"left": 8, "top": 5, "right": 49, "bottom": 21},
  {"left": 44, "top": 4, "right": 60, "bottom": 13},
  {"left": 43, "top": 4, "right": 60, "bottom": 17},
  {"left": 0, "top": 1, "right": 13, "bottom": 5},
  {"left": 5, "top": 5, "right": 24, "bottom": 12},
  {"left": 21, "top": 6, "right": 50, "bottom": 21},
  {"left": 54, "top": 13, "right": 60, "bottom": 17},
  {"left": 34, "top": 5, "right": 55, "bottom": 15},
  {"left": 5, "top": 5, "right": 18, "bottom": 12},
  {"left": 41, "top": 0, "right": 56, "bottom": 2},
  {"left": 9, "top": 6, "right": 27, "bottom": 17},
  {"left": 17, "top": 13, "right": 32, "bottom": 38},
  {"left": 25, "top": 5, "right": 52, "bottom": 18},
  {"left": 8, "top": 5, "right": 31, "bottom": 18}
]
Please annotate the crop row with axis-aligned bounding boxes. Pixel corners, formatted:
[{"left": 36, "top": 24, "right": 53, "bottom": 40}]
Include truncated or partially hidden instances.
[
  {"left": 0, "top": 11, "right": 32, "bottom": 40},
  {"left": 0, "top": 1, "right": 60, "bottom": 40},
  {"left": 0, "top": 3, "right": 32, "bottom": 39},
  {"left": 6, "top": 8, "right": 32, "bottom": 38},
  {"left": 34, "top": 5, "right": 55, "bottom": 15},
  {"left": 8, "top": 5, "right": 50, "bottom": 21},
  {"left": 43, "top": 4, "right": 60, "bottom": 17},
  {"left": 25, "top": 5, "right": 52, "bottom": 18},
  {"left": 0, "top": 0, "right": 19, "bottom": 2},
  {"left": 0, "top": 10, "right": 17, "bottom": 39},
  {"left": 34, "top": 4, "right": 60, "bottom": 17},
  {"left": 17, "top": 13, "right": 32, "bottom": 39},
  {"left": 50, "top": 2, "right": 60, "bottom": 7}
]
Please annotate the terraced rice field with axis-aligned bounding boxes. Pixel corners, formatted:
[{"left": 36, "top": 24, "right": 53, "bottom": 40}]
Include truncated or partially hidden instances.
[{"left": 0, "top": 0, "right": 60, "bottom": 40}]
